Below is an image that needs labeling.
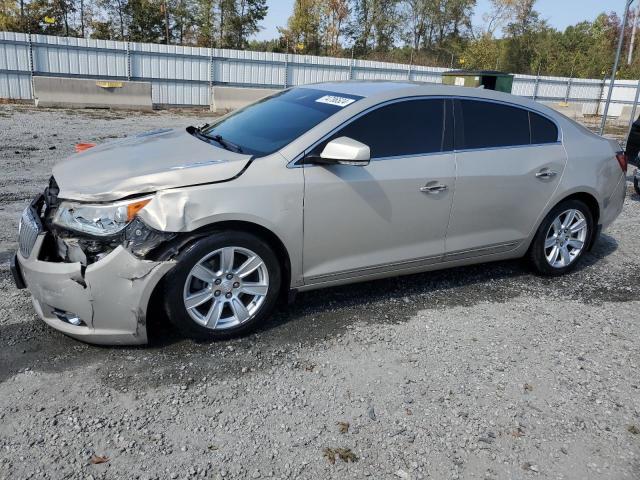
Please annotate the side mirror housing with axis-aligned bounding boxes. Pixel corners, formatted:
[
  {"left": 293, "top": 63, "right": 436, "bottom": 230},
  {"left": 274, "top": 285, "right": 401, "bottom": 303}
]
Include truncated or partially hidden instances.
[{"left": 312, "top": 137, "right": 370, "bottom": 166}]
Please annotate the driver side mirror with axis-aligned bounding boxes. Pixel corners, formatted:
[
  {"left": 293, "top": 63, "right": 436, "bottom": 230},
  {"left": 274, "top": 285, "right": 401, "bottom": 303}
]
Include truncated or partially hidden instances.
[{"left": 311, "top": 137, "right": 371, "bottom": 166}]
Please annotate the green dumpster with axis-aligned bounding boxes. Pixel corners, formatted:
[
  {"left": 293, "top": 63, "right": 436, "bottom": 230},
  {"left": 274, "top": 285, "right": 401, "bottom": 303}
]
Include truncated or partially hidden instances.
[{"left": 442, "top": 70, "right": 514, "bottom": 94}]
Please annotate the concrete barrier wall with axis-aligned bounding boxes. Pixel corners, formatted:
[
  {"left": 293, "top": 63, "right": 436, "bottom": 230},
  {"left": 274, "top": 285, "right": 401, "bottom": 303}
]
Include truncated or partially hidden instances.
[
  {"left": 543, "top": 101, "right": 634, "bottom": 124},
  {"left": 33, "top": 76, "right": 153, "bottom": 110},
  {"left": 211, "top": 86, "right": 281, "bottom": 112}
]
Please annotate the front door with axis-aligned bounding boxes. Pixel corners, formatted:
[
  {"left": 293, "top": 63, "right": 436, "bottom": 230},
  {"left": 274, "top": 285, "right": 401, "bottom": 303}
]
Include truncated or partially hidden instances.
[{"left": 302, "top": 98, "right": 456, "bottom": 284}]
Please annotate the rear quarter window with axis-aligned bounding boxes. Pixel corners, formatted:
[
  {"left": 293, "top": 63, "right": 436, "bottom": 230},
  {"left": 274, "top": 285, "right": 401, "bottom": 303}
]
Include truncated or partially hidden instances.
[{"left": 530, "top": 112, "right": 559, "bottom": 144}]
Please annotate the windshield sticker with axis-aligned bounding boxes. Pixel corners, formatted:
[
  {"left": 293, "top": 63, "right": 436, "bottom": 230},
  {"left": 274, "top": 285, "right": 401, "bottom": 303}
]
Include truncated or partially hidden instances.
[{"left": 315, "top": 95, "right": 357, "bottom": 107}]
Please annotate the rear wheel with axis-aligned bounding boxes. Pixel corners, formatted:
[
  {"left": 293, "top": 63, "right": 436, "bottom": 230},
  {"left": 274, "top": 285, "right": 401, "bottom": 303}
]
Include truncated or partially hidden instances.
[
  {"left": 528, "top": 200, "right": 593, "bottom": 276},
  {"left": 163, "top": 231, "right": 281, "bottom": 340}
]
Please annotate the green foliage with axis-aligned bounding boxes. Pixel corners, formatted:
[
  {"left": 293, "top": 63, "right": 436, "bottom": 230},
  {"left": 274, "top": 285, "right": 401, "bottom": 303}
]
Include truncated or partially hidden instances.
[
  {"left": 17, "top": 0, "right": 78, "bottom": 36},
  {"left": 279, "top": 0, "right": 323, "bottom": 54},
  {"left": 125, "top": 0, "right": 165, "bottom": 43},
  {"left": 6, "top": 0, "right": 267, "bottom": 48},
  {"left": 460, "top": 34, "right": 502, "bottom": 70},
  {"left": 0, "top": 0, "right": 21, "bottom": 31}
]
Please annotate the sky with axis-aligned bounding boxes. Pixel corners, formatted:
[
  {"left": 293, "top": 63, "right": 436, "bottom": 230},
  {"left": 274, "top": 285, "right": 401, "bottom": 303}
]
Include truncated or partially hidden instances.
[{"left": 254, "top": 0, "right": 625, "bottom": 41}]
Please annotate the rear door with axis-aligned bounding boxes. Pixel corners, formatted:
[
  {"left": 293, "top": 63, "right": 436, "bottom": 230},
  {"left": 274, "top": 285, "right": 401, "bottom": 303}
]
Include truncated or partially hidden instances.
[
  {"left": 446, "top": 99, "right": 566, "bottom": 257},
  {"left": 302, "top": 98, "right": 456, "bottom": 283}
]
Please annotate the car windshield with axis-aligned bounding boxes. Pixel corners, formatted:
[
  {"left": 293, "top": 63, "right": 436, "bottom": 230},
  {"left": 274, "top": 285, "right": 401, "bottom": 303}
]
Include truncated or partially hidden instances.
[{"left": 201, "top": 88, "right": 362, "bottom": 156}]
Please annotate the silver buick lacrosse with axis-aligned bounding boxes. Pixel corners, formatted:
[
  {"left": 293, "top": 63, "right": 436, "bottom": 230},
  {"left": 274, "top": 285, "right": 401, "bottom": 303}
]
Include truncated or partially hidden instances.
[{"left": 12, "top": 81, "right": 627, "bottom": 345}]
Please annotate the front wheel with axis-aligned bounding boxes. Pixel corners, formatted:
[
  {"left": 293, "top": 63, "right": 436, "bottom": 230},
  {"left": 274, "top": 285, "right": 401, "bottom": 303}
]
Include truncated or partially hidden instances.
[
  {"left": 163, "top": 231, "right": 281, "bottom": 341},
  {"left": 528, "top": 200, "right": 593, "bottom": 276}
]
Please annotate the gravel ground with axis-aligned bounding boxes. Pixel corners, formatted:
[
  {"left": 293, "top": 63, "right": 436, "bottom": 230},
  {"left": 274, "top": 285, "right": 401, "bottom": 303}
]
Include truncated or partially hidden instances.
[{"left": 0, "top": 105, "right": 639, "bottom": 480}]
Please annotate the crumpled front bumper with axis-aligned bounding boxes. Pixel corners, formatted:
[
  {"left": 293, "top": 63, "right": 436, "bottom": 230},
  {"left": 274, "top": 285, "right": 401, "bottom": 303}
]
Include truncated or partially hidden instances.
[{"left": 16, "top": 234, "right": 175, "bottom": 345}]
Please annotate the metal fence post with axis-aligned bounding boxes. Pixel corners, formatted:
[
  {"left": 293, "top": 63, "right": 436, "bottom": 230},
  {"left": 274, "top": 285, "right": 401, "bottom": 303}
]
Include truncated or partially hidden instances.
[
  {"left": 597, "top": 74, "right": 607, "bottom": 117},
  {"left": 209, "top": 47, "right": 215, "bottom": 110},
  {"left": 208, "top": 48, "right": 213, "bottom": 89},
  {"left": 564, "top": 76, "right": 573, "bottom": 104},
  {"left": 27, "top": 32, "right": 35, "bottom": 100},
  {"left": 348, "top": 46, "right": 354, "bottom": 80},
  {"left": 125, "top": 41, "right": 131, "bottom": 81},
  {"left": 284, "top": 51, "right": 289, "bottom": 88},
  {"left": 532, "top": 72, "right": 540, "bottom": 101},
  {"left": 627, "top": 79, "right": 640, "bottom": 141}
]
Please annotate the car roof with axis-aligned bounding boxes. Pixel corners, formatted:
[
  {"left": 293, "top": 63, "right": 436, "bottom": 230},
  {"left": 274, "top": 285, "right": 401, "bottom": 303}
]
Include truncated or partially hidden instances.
[
  {"left": 299, "top": 81, "right": 419, "bottom": 97},
  {"left": 298, "top": 80, "right": 556, "bottom": 117}
]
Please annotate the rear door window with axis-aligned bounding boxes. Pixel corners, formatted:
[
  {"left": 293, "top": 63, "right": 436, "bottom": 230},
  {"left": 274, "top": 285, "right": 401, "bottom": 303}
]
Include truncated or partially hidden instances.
[
  {"left": 316, "top": 99, "right": 449, "bottom": 159},
  {"left": 457, "top": 100, "right": 530, "bottom": 150}
]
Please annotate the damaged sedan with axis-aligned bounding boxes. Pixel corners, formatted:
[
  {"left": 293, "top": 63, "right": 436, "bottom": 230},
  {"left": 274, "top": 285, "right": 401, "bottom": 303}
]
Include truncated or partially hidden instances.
[{"left": 12, "top": 82, "right": 627, "bottom": 345}]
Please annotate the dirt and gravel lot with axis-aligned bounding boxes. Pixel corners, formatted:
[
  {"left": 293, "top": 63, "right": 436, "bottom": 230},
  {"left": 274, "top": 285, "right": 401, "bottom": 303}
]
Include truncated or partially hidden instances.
[{"left": 0, "top": 105, "right": 639, "bottom": 480}]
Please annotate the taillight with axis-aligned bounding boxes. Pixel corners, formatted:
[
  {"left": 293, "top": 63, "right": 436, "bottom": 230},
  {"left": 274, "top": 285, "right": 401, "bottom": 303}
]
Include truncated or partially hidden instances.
[{"left": 616, "top": 151, "right": 628, "bottom": 172}]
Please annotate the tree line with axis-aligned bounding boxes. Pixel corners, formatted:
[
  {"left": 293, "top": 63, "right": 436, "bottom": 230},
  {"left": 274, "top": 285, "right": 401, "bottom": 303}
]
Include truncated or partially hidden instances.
[
  {"left": 0, "top": 0, "right": 269, "bottom": 49},
  {"left": 0, "top": 0, "right": 636, "bottom": 79}
]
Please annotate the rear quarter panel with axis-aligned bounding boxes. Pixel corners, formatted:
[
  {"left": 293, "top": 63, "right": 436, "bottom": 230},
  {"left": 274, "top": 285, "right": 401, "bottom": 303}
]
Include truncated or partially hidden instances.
[{"left": 537, "top": 116, "right": 624, "bottom": 232}]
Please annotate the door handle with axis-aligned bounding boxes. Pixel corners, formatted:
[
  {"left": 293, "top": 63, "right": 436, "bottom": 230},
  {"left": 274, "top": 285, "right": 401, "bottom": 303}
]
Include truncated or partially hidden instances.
[
  {"left": 535, "top": 169, "right": 558, "bottom": 179},
  {"left": 420, "top": 183, "right": 448, "bottom": 194}
]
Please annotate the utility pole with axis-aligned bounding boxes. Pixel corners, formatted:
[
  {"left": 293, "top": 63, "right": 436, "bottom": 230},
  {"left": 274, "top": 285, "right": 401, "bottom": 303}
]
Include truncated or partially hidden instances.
[{"left": 600, "top": 0, "right": 634, "bottom": 135}]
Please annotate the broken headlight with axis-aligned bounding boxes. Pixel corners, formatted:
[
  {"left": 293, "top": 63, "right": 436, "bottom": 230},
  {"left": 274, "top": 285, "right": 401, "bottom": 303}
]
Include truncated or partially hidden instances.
[{"left": 53, "top": 196, "right": 153, "bottom": 236}]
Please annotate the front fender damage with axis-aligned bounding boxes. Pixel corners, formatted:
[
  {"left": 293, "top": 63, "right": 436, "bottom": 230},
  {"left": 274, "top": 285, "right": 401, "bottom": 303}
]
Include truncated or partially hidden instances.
[
  {"left": 20, "top": 235, "right": 175, "bottom": 345},
  {"left": 82, "top": 246, "right": 176, "bottom": 342}
]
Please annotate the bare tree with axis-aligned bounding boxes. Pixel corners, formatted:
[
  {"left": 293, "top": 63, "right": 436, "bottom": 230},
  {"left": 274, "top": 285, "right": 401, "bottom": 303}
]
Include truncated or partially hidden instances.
[
  {"left": 323, "top": 0, "right": 350, "bottom": 55},
  {"left": 402, "top": 0, "right": 432, "bottom": 50},
  {"left": 482, "top": 0, "right": 512, "bottom": 36}
]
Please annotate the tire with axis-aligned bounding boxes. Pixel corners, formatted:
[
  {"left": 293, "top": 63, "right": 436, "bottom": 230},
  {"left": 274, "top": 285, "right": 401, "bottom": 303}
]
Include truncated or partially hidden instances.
[
  {"left": 528, "top": 199, "right": 594, "bottom": 276},
  {"left": 163, "top": 231, "right": 281, "bottom": 341},
  {"left": 634, "top": 174, "right": 640, "bottom": 196}
]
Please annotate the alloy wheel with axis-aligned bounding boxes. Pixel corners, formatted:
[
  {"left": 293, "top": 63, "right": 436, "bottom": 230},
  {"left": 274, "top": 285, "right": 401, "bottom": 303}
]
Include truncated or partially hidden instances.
[
  {"left": 544, "top": 209, "right": 588, "bottom": 269},
  {"left": 182, "top": 246, "right": 269, "bottom": 330}
]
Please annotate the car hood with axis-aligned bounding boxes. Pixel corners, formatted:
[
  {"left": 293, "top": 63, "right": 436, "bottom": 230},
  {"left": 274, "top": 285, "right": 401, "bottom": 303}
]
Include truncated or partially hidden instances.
[{"left": 53, "top": 128, "right": 252, "bottom": 202}]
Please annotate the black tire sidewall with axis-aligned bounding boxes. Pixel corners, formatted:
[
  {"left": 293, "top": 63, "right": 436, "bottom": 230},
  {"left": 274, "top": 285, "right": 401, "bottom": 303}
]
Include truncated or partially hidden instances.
[
  {"left": 634, "top": 175, "right": 640, "bottom": 195},
  {"left": 529, "top": 199, "right": 594, "bottom": 276},
  {"left": 163, "top": 231, "right": 281, "bottom": 340}
]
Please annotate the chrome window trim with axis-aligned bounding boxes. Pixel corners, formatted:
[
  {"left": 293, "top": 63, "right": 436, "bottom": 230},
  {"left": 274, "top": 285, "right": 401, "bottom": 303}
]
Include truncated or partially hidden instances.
[
  {"left": 370, "top": 151, "right": 455, "bottom": 162},
  {"left": 286, "top": 94, "right": 563, "bottom": 169},
  {"left": 292, "top": 149, "right": 456, "bottom": 168},
  {"left": 453, "top": 141, "right": 563, "bottom": 154}
]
